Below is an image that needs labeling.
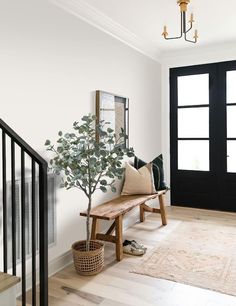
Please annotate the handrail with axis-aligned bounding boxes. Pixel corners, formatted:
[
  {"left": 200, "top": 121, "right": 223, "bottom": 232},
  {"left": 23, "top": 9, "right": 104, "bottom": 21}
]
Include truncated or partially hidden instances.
[{"left": 0, "top": 118, "right": 47, "bottom": 166}]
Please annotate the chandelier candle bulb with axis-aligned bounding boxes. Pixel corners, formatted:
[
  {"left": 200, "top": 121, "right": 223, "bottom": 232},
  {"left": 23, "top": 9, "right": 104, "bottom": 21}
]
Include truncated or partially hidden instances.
[
  {"left": 194, "top": 29, "right": 198, "bottom": 41},
  {"left": 162, "top": 26, "right": 168, "bottom": 37},
  {"left": 189, "top": 13, "right": 194, "bottom": 23}
]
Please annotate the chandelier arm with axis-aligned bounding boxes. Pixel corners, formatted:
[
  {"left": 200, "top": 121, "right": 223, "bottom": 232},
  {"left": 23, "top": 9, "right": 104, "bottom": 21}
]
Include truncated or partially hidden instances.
[
  {"left": 185, "top": 38, "right": 196, "bottom": 43},
  {"left": 181, "top": 11, "right": 183, "bottom": 35},
  {"left": 185, "top": 22, "right": 193, "bottom": 33},
  {"left": 183, "top": 11, "right": 186, "bottom": 33},
  {"left": 164, "top": 12, "right": 183, "bottom": 40},
  {"left": 184, "top": 31, "right": 197, "bottom": 43},
  {"left": 164, "top": 36, "right": 183, "bottom": 40}
]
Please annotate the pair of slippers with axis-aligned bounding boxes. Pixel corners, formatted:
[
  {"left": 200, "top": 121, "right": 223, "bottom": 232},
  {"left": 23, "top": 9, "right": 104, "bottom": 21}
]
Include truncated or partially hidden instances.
[{"left": 123, "top": 239, "right": 147, "bottom": 256}]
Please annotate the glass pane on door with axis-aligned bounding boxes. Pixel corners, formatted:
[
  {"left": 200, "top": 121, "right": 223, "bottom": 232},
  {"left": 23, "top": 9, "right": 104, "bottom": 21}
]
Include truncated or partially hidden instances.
[
  {"left": 227, "top": 141, "right": 236, "bottom": 173},
  {"left": 178, "top": 140, "right": 209, "bottom": 171},
  {"left": 227, "top": 71, "right": 236, "bottom": 103},
  {"left": 178, "top": 107, "right": 209, "bottom": 138},
  {"left": 227, "top": 105, "right": 236, "bottom": 138},
  {"left": 178, "top": 74, "right": 209, "bottom": 106}
]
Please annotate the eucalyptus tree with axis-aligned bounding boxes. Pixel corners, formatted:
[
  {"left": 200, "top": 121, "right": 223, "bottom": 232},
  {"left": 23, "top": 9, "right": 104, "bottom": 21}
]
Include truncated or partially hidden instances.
[{"left": 45, "top": 114, "right": 134, "bottom": 251}]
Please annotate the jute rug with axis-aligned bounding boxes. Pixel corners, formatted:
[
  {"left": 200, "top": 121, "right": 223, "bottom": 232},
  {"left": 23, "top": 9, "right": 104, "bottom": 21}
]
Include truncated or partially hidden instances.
[{"left": 132, "top": 220, "right": 236, "bottom": 296}]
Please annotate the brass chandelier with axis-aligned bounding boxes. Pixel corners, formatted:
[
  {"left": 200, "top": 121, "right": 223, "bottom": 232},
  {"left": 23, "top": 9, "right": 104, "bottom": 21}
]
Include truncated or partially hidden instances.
[{"left": 162, "top": 0, "right": 198, "bottom": 43}]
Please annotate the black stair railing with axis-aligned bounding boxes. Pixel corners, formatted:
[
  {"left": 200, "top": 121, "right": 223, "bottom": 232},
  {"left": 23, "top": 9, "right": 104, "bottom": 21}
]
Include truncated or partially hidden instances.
[{"left": 0, "top": 119, "right": 48, "bottom": 306}]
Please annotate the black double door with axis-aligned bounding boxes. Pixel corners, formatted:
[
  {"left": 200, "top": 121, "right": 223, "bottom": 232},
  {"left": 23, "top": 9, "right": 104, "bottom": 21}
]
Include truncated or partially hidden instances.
[{"left": 170, "top": 61, "right": 236, "bottom": 212}]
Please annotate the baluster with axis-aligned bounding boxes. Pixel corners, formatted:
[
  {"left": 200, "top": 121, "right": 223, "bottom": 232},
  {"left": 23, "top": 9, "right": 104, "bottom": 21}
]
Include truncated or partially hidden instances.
[
  {"left": 21, "top": 149, "right": 26, "bottom": 306},
  {"left": 2, "top": 131, "right": 7, "bottom": 273},
  {"left": 32, "top": 160, "right": 36, "bottom": 306},
  {"left": 11, "top": 139, "right": 17, "bottom": 275},
  {"left": 39, "top": 164, "right": 48, "bottom": 306}
]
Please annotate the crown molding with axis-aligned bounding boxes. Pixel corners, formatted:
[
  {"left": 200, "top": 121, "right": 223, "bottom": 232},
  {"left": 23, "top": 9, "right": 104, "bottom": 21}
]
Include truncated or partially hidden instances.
[
  {"left": 49, "top": 0, "right": 161, "bottom": 62},
  {"left": 160, "top": 41, "right": 236, "bottom": 66}
]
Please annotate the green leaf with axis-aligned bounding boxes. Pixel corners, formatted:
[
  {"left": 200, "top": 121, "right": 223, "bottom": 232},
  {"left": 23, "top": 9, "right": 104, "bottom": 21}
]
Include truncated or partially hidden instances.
[
  {"left": 100, "top": 180, "right": 107, "bottom": 186},
  {"left": 117, "top": 168, "right": 125, "bottom": 175},
  {"left": 100, "top": 186, "right": 107, "bottom": 193},
  {"left": 58, "top": 131, "right": 63, "bottom": 136},
  {"left": 45, "top": 139, "right": 51, "bottom": 146},
  {"left": 90, "top": 157, "right": 97, "bottom": 165},
  {"left": 100, "top": 150, "right": 107, "bottom": 157},
  {"left": 107, "top": 172, "right": 114, "bottom": 178},
  {"left": 99, "top": 142, "right": 106, "bottom": 149},
  {"left": 107, "top": 139, "right": 114, "bottom": 144},
  {"left": 57, "top": 146, "right": 63, "bottom": 153},
  {"left": 111, "top": 186, "right": 116, "bottom": 193},
  {"left": 127, "top": 151, "right": 134, "bottom": 157},
  {"left": 107, "top": 128, "right": 114, "bottom": 133}
]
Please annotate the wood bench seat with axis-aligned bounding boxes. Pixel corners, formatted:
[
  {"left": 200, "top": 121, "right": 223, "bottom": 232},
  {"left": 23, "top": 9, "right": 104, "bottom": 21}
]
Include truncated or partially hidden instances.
[{"left": 80, "top": 190, "right": 167, "bottom": 261}]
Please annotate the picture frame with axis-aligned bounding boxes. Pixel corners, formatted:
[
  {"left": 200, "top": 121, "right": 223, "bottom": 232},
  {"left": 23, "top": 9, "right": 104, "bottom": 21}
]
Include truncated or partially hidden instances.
[{"left": 96, "top": 90, "right": 129, "bottom": 148}]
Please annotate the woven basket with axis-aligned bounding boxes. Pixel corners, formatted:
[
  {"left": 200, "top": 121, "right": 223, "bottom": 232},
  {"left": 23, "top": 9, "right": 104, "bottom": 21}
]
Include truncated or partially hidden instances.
[{"left": 71, "top": 240, "right": 104, "bottom": 276}]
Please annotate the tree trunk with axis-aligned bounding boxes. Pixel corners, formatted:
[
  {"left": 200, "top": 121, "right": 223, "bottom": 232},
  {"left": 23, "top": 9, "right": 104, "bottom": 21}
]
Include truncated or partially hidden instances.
[{"left": 86, "top": 196, "right": 92, "bottom": 252}]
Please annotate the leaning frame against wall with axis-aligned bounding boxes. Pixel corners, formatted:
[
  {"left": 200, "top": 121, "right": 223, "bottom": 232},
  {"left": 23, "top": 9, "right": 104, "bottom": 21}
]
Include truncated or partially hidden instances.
[{"left": 96, "top": 90, "right": 129, "bottom": 148}]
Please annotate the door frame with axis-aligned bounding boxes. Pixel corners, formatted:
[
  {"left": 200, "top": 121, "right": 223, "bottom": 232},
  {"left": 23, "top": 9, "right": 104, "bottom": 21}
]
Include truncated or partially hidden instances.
[{"left": 170, "top": 60, "right": 236, "bottom": 211}]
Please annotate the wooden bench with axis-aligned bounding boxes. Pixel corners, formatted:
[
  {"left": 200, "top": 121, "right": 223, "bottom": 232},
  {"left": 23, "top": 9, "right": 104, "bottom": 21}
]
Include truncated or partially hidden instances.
[{"left": 80, "top": 190, "right": 167, "bottom": 261}]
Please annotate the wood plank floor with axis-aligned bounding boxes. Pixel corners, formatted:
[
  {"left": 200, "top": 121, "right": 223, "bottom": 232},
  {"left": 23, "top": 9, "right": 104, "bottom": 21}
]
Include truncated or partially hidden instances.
[{"left": 24, "top": 206, "right": 236, "bottom": 306}]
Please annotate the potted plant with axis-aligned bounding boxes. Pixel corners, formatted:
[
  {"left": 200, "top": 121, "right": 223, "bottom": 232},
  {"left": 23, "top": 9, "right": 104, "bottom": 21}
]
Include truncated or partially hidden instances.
[{"left": 45, "top": 114, "right": 134, "bottom": 275}]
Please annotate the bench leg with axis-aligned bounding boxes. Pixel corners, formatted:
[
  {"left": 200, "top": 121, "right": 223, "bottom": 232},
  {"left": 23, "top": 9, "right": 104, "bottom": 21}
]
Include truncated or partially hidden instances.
[
  {"left": 91, "top": 217, "right": 98, "bottom": 240},
  {"left": 159, "top": 194, "right": 167, "bottom": 226},
  {"left": 140, "top": 204, "right": 145, "bottom": 222},
  {"left": 115, "top": 215, "right": 123, "bottom": 261},
  {"left": 139, "top": 194, "right": 167, "bottom": 226}
]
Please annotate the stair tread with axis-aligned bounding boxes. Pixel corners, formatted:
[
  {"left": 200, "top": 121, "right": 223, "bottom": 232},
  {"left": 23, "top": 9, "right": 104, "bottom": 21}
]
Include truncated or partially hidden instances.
[{"left": 0, "top": 272, "right": 20, "bottom": 293}]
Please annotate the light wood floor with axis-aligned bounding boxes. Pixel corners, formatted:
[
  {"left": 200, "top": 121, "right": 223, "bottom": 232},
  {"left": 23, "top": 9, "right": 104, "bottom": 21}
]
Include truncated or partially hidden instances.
[{"left": 24, "top": 206, "right": 236, "bottom": 306}]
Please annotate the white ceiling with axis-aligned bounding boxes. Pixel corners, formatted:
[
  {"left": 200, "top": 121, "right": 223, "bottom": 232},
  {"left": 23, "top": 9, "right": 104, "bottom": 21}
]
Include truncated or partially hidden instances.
[{"left": 51, "top": 0, "right": 236, "bottom": 60}]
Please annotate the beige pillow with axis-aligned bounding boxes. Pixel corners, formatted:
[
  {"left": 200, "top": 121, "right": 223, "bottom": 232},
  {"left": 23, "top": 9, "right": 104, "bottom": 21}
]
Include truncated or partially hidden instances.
[{"left": 121, "top": 162, "right": 156, "bottom": 195}]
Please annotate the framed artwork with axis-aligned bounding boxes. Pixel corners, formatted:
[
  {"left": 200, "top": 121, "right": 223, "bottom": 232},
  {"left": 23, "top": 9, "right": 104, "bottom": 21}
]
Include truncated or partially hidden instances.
[{"left": 96, "top": 90, "right": 129, "bottom": 148}]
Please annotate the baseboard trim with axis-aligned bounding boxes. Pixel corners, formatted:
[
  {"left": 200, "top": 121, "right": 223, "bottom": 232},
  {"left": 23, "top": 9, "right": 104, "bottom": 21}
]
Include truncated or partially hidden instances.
[
  {"left": 16, "top": 250, "right": 73, "bottom": 297},
  {"left": 48, "top": 250, "right": 73, "bottom": 278}
]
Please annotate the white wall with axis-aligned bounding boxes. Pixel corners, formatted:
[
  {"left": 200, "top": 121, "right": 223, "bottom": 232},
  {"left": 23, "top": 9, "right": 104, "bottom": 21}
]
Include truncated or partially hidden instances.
[
  {"left": 161, "top": 42, "right": 236, "bottom": 194},
  {"left": 0, "top": 0, "right": 162, "bottom": 267}
]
